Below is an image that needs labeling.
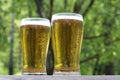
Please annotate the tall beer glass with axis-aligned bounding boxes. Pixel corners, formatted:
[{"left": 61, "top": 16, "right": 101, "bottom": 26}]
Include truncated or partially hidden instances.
[
  {"left": 51, "top": 13, "right": 84, "bottom": 74},
  {"left": 20, "top": 18, "right": 50, "bottom": 74}
]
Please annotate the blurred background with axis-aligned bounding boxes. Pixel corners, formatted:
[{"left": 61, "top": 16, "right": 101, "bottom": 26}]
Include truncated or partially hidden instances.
[{"left": 0, "top": 0, "right": 120, "bottom": 75}]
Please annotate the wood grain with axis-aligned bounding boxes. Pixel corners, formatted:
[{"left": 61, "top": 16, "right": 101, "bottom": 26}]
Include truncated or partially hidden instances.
[{"left": 0, "top": 75, "right": 120, "bottom": 80}]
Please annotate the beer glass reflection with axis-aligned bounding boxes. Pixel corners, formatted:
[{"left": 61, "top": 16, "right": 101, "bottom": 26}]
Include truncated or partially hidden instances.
[
  {"left": 20, "top": 18, "right": 50, "bottom": 74},
  {"left": 51, "top": 13, "right": 84, "bottom": 74}
]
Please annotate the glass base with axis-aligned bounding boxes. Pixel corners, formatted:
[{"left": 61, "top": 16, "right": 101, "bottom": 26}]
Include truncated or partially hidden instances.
[
  {"left": 23, "top": 68, "right": 46, "bottom": 75},
  {"left": 23, "top": 72, "right": 46, "bottom": 75},
  {"left": 54, "top": 72, "right": 80, "bottom": 75}
]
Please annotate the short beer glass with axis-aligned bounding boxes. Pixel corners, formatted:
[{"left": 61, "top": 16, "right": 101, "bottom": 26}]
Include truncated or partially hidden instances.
[
  {"left": 51, "top": 13, "right": 84, "bottom": 74},
  {"left": 20, "top": 18, "right": 50, "bottom": 74}
]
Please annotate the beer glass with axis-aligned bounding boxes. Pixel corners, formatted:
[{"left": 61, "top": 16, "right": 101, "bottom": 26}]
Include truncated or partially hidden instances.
[
  {"left": 51, "top": 13, "right": 84, "bottom": 74},
  {"left": 20, "top": 18, "right": 50, "bottom": 74}
]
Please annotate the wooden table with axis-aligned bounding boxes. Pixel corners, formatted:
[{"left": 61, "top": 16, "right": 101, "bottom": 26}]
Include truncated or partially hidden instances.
[{"left": 0, "top": 75, "right": 120, "bottom": 80}]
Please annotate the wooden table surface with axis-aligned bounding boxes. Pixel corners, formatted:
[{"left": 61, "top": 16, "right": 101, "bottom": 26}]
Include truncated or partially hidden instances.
[{"left": 0, "top": 75, "right": 120, "bottom": 80}]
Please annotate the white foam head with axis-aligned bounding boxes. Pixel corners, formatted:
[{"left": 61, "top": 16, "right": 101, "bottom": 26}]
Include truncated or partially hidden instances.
[
  {"left": 52, "top": 13, "right": 83, "bottom": 22},
  {"left": 20, "top": 18, "right": 50, "bottom": 27}
]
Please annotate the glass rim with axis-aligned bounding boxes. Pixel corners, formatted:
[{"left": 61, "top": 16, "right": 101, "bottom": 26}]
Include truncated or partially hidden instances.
[
  {"left": 20, "top": 18, "right": 50, "bottom": 27},
  {"left": 21, "top": 18, "right": 49, "bottom": 21},
  {"left": 51, "top": 12, "right": 83, "bottom": 21}
]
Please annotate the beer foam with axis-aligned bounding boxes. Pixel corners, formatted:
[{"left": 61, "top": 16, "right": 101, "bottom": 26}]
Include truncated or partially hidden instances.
[
  {"left": 20, "top": 18, "right": 50, "bottom": 27},
  {"left": 52, "top": 13, "right": 83, "bottom": 21}
]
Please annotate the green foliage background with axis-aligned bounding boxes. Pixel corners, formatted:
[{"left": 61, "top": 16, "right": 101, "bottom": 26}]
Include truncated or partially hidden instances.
[{"left": 0, "top": 0, "right": 120, "bottom": 75}]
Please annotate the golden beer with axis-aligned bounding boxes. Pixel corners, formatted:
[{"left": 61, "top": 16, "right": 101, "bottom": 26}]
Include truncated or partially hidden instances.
[
  {"left": 51, "top": 13, "right": 83, "bottom": 74},
  {"left": 20, "top": 18, "right": 50, "bottom": 74}
]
